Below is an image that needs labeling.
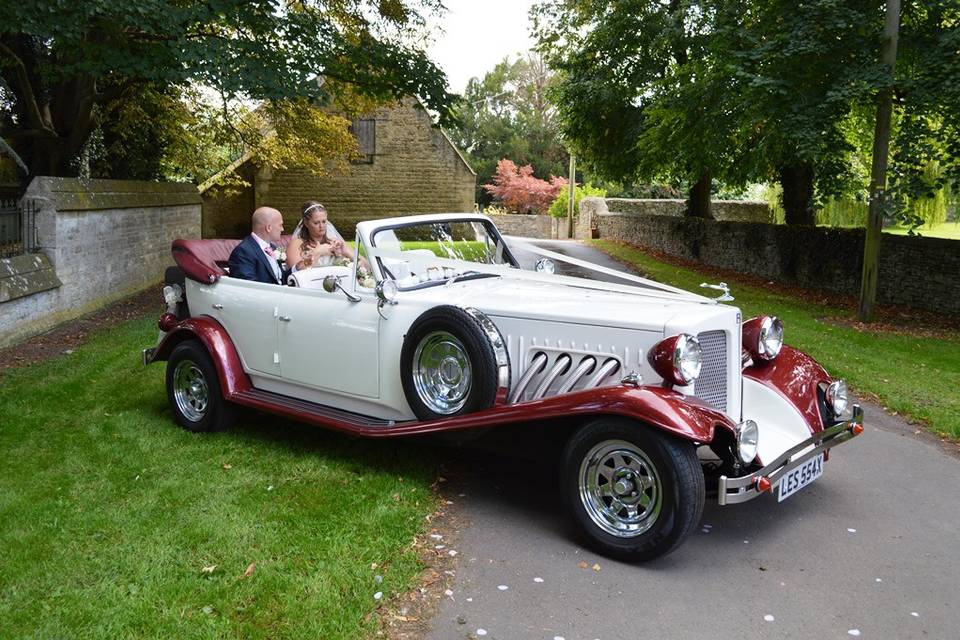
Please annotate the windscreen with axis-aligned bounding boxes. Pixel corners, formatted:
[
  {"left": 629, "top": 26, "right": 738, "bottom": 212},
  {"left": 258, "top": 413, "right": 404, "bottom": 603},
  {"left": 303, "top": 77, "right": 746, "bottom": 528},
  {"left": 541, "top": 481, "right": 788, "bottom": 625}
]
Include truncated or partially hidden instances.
[{"left": 371, "top": 220, "right": 516, "bottom": 289}]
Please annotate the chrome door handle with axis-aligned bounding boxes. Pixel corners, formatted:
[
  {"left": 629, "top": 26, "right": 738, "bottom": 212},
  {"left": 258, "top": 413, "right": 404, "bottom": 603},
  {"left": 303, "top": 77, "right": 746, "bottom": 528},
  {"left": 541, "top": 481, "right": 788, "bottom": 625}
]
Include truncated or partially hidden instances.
[
  {"left": 212, "top": 304, "right": 223, "bottom": 310},
  {"left": 278, "top": 315, "right": 291, "bottom": 322}
]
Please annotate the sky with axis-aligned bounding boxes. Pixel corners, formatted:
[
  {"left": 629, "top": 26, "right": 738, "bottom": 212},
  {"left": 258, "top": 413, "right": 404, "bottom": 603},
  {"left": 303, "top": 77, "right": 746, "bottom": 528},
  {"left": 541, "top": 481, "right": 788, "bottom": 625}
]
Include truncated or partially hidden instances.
[{"left": 426, "top": 0, "right": 539, "bottom": 95}]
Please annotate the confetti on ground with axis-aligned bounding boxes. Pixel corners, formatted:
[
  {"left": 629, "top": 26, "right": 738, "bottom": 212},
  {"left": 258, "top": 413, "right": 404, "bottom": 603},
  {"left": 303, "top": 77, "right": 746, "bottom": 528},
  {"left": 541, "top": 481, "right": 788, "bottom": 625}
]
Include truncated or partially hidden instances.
[
  {"left": 764, "top": 615, "right": 775, "bottom": 622},
  {"left": 374, "top": 575, "right": 383, "bottom": 584},
  {"left": 554, "top": 636, "right": 565, "bottom": 640},
  {"left": 267, "top": 485, "right": 274, "bottom": 491},
  {"left": 466, "top": 598, "right": 473, "bottom": 602},
  {"left": 373, "top": 592, "right": 383, "bottom": 600},
  {"left": 435, "top": 545, "right": 446, "bottom": 550},
  {"left": 848, "top": 630, "right": 861, "bottom": 637},
  {"left": 875, "top": 578, "right": 882, "bottom": 582},
  {"left": 534, "top": 577, "right": 544, "bottom": 583},
  {"left": 459, "top": 493, "right": 466, "bottom": 497},
  {"left": 577, "top": 561, "right": 589, "bottom": 569},
  {"left": 222, "top": 464, "right": 232, "bottom": 470},
  {"left": 911, "top": 612, "right": 920, "bottom": 618},
  {"left": 703, "top": 524, "right": 713, "bottom": 529},
  {"left": 430, "top": 534, "right": 443, "bottom": 540},
  {"left": 592, "top": 563, "right": 602, "bottom": 572},
  {"left": 476, "top": 629, "right": 487, "bottom": 636},
  {"left": 847, "top": 528, "right": 857, "bottom": 533},
  {"left": 448, "top": 550, "right": 458, "bottom": 557},
  {"left": 701, "top": 528, "right": 711, "bottom": 533},
  {"left": 743, "top": 540, "right": 750, "bottom": 544},
  {"left": 444, "top": 589, "right": 454, "bottom": 597},
  {"left": 497, "top": 585, "right": 509, "bottom": 591},
  {"left": 201, "top": 565, "right": 217, "bottom": 574}
]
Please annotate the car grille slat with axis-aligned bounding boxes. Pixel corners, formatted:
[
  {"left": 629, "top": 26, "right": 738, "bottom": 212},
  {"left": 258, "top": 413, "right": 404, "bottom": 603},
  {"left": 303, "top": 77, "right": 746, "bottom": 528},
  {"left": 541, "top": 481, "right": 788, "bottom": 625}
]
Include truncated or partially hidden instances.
[{"left": 695, "top": 330, "right": 727, "bottom": 412}]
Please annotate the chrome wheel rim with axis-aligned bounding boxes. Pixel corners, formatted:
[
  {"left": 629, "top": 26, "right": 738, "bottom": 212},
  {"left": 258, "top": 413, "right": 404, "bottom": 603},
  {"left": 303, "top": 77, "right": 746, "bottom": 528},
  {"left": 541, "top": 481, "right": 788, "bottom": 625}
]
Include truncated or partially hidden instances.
[
  {"left": 412, "top": 331, "right": 472, "bottom": 415},
  {"left": 173, "top": 359, "right": 209, "bottom": 422},
  {"left": 579, "top": 439, "right": 662, "bottom": 538}
]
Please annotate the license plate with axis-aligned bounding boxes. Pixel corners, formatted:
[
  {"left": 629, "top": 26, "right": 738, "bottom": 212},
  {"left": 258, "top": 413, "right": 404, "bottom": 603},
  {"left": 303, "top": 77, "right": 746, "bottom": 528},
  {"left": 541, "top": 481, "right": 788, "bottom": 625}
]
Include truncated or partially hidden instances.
[{"left": 777, "top": 453, "right": 824, "bottom": 502}]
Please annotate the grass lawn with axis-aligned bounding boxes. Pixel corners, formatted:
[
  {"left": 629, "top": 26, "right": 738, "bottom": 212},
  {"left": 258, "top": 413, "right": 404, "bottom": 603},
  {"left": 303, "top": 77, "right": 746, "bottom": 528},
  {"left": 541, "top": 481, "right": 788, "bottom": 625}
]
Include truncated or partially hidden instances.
[
  {"left": 592, "top": 240, "right": 960, "bottom": 439},
  {"left": 0, "top": 317, "right": 439, "bottom": 639},
  {"left": 883, "top": 221, "right": 960, "bottom": 240}
]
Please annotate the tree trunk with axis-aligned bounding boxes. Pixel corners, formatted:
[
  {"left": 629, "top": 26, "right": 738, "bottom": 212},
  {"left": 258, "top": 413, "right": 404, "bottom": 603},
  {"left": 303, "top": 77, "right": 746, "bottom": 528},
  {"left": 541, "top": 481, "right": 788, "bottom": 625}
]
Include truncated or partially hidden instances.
[
  {"left": 686, "top": 171, "right": 713, "bottom": 218},
  {"left": 779, "top": 163, "right": 816, "bottom": 225},
  {"left": 859, "top": 0, "right": 901, "bottom": 322}
]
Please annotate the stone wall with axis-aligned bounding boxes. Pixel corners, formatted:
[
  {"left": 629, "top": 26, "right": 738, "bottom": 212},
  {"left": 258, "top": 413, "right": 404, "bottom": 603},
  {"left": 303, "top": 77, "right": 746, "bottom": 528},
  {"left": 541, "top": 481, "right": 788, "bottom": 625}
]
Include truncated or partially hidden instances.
[
  {"left": 581, "top": 198, "right": 960, "bottom": 315},
  {"left": 487, "top": 214, "right": 556, "bottom": 239},
  {"left": 201, "top": 162, "right": 255, "bottom": 239},
  {"left": 603, "top": 198, "right": 772, "bottom": 223},
  {"left": 0, "top": 178, "right": 201, "bottom": 346},
  {"left": 201, "top": 98, "right": 476, "bottom": 239}
]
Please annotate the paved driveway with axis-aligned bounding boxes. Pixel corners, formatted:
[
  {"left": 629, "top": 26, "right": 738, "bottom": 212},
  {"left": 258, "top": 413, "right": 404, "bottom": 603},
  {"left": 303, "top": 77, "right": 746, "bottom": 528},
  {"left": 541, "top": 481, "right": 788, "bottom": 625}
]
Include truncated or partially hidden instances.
[{"left": 426, "top": 240, "right": 960, "bottom": 640}]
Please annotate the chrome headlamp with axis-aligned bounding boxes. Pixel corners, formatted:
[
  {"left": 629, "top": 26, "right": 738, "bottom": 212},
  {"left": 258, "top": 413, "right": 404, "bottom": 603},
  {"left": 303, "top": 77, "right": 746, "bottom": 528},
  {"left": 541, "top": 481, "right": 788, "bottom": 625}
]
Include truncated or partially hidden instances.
[
  {"left": 743, "top": 315, "right": 784, "bottom": 362},
  {"left": 825, "top": 379, "right": 850, "bottom": 419},
  {"left": 736, "top": 419, "right": 759, "bottom": 464},
  {"left": 648, "top": 333, "right": 703, "bottom": 386}
]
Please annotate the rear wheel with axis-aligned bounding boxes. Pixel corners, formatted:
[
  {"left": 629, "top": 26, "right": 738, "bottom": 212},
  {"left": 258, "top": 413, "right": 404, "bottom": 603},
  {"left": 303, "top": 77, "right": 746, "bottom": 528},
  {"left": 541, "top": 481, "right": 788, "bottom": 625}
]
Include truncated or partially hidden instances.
[
  {"left": 561, "top": 417, "right": 704, "bottom": 561},
  {"left": 166, "top": 341, "right": 234, "bottom": 432}
]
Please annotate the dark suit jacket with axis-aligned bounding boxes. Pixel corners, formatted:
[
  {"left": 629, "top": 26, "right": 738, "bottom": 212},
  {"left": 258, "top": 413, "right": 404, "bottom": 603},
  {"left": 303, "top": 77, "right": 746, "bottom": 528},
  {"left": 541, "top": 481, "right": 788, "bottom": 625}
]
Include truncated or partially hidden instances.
[{"left": 227, "top": 235, "right": 288, "bottom": 284}]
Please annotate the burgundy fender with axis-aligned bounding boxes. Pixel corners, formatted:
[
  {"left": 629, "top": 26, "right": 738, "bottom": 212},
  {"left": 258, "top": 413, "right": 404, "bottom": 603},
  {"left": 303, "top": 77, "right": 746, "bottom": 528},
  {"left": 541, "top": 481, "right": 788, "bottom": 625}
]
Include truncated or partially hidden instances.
[
  {"left": 395, "top": 384, "right": 740, "bottom": 442},
  {"left": 149, "top": 316, "right": 252, "bottom": 397},
  {"left": 743, "top": 345, "right": 828, "bottom": 434}
]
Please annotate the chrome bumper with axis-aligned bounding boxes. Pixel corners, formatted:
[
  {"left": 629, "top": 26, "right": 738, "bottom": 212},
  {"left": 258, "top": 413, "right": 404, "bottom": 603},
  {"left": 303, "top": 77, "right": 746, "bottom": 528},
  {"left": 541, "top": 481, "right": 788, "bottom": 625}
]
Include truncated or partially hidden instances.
[{"left": 718, "top": 404, "right": 864, "bottom": 505}]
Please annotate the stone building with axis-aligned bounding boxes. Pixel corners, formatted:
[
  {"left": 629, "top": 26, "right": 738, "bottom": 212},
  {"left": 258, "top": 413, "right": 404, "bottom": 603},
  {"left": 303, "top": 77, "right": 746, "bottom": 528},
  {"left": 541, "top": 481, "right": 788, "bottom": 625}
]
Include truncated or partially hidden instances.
[{"left": 200, "top": 97, "right": 476, "bottom": 239}]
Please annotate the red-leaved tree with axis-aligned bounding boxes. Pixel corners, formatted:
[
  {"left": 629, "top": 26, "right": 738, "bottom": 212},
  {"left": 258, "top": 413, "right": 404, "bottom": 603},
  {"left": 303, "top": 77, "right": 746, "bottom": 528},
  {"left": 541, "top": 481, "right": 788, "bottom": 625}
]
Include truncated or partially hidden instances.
[{"left": 482, "top": 159, "right": 569, "bottom": 214}]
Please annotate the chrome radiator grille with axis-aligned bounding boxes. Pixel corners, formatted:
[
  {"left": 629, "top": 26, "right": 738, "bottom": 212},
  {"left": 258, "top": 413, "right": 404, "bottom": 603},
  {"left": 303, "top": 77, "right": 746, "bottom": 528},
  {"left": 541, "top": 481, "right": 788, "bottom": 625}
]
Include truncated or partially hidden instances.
[{"left": 694, "top": 330, "right": 727, "bottom": 412}]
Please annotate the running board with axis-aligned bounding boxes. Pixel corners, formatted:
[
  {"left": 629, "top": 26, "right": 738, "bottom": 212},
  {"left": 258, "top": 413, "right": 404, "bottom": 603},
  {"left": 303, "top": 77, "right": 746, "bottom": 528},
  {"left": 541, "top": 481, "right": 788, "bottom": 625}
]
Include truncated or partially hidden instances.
[{"left": 230, "top": 388, "right": 405, "bottom": 429}]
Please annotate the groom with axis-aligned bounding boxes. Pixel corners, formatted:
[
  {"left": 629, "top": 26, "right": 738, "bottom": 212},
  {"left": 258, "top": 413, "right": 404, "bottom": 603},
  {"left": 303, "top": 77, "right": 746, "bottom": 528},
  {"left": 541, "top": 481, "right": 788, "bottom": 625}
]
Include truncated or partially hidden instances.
[{"left": 228, "top": 207, "right": 288, "bottom": 284}]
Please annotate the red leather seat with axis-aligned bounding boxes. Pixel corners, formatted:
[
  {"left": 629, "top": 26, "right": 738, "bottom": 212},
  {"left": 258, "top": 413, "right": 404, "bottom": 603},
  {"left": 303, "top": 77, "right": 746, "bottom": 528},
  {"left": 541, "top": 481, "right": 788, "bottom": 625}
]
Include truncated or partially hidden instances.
[{"left": 172, "top": 236, "right": 292, "bottom": 283}]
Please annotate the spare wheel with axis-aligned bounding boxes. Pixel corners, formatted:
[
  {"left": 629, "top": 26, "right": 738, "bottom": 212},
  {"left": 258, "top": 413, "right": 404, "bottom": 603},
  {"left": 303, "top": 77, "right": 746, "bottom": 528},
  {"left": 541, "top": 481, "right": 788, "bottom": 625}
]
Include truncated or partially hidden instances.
[{"left": 400, "top": 306, "right": 509, "bottom": 421}]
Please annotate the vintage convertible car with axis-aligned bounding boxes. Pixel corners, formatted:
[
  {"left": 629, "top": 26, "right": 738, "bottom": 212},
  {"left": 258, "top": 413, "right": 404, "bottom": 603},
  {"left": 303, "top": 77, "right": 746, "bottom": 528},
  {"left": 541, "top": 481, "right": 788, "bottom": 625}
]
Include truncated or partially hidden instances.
[{"left": 144, "top": 213, "right": 862, "bottom": 561}]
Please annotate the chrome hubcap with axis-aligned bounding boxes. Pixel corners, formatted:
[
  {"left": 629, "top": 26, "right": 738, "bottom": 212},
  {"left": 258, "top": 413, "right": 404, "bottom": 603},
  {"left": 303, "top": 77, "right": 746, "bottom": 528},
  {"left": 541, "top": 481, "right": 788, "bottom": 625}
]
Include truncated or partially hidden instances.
[
  {"left": 173, "top": 360, "right": 209, "bottom": 422},
  {"left": 412, "top": 331, "right": 472, "bottom": 415},
  {"left": 579, "top": 440, "right": 662, "bottom": 538}
]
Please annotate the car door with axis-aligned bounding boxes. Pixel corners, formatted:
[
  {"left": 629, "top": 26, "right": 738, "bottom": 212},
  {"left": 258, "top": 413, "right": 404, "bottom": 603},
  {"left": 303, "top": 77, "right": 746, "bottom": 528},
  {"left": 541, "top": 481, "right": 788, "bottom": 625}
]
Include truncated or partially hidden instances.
[
  {"left": 207, "top": 278, "right": 281, "bottom": 376},
  {"left": 276, "top": 285, "right": 380, "bottom": 398}
]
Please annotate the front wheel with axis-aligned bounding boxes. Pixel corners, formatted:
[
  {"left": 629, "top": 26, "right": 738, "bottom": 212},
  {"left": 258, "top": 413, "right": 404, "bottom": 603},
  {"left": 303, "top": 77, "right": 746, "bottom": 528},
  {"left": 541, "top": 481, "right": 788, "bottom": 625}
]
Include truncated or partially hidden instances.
[
  {"left": 561, "top": 418, "right": 704, "bottom": 562},
  {"left": 166, "top": 341, "right": 235, "bottom": 432}
]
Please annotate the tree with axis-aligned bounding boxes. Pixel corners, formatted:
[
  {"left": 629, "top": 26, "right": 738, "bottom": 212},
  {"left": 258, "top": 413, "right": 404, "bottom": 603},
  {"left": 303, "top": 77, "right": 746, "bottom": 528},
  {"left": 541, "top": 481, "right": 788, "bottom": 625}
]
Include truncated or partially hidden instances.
[
  {"left": 483, "top": 158, "right": 568, "bottom": 214},
  {"left": 0, "top": 0, "right": 457, "bottom": 178},
  {"left": 446, "top": 53, "right": 568, "bottom": 205},
  {"left": 887, "top": 0, "right": 960, "bottom": 212},
  {"left": 533, "top": 0, "right": 725, "bottom": 218},
  {"left": 533, "top": 0, "right": 905, "bottom": 225}
]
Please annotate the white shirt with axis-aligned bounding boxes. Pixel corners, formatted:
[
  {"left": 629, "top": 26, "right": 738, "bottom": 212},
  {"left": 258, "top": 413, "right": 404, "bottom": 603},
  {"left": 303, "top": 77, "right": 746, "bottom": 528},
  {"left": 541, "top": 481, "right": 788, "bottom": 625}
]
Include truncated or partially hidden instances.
[{"left": 252, "top": 233, "right": 282, "bottom": 282}]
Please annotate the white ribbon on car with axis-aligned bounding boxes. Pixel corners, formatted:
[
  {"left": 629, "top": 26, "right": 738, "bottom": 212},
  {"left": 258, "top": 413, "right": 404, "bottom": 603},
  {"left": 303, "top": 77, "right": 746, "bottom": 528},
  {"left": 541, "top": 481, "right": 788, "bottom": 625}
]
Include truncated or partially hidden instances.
[
  {"left": 506, "top": 238, "right": 711, "bottom": 302},
  {"left": 364, "top": 243, "right": 711, "bottom": 304}
]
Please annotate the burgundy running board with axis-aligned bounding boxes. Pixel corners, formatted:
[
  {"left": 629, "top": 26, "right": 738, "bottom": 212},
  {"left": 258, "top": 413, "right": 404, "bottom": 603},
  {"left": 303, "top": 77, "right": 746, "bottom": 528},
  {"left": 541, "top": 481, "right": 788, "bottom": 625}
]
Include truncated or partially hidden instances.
[{"left": 230, "top": 388, "right": 408, "bottom": 432}]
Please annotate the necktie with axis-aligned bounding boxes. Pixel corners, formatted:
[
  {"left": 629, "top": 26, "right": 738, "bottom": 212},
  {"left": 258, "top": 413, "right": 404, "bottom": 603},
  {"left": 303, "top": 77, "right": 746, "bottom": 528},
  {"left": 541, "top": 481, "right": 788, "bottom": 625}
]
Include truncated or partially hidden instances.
[{"left": 265, "top": 244, "right": 280, "bottom": 280}]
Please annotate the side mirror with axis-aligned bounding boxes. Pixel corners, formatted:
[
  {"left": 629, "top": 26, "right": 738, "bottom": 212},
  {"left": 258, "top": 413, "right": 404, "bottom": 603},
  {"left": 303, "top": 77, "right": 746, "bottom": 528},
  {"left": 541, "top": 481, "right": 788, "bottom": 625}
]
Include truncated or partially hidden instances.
[
  {"left": 322, "top": 275, "right": 361, "bottom": 303},
  {"left": 376, "top": 280, "right": 399, "bottom": 306}
]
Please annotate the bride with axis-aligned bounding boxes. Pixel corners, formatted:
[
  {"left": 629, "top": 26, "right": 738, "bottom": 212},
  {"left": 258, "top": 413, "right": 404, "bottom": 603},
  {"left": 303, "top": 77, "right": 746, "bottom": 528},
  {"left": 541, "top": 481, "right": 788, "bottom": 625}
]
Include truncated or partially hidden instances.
[{"left": 285, "top": 201, "right": 359, "bottom": 271}]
